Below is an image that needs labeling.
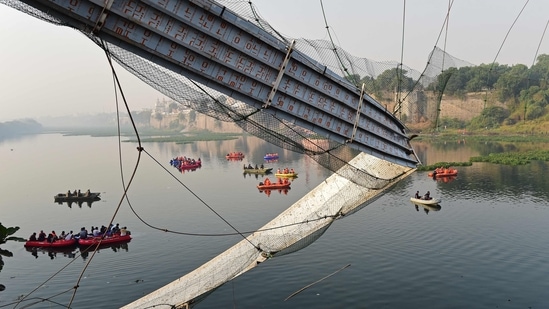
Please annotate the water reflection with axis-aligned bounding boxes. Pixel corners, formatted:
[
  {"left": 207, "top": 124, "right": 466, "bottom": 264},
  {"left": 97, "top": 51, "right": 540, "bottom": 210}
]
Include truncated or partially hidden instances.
[
  {"left": 54, "top": 199, "right": 100, "bottom": 208},
  {"left": 413, "top": 202, "right": 442, "bottom": 214},
  {"left": 432, "top": 175, "right": 457, "bottom": 183},
  {"left": 258, "top": 188, "right": 291, "bottom": 197},
  {"left": 26, "top": 246, "right": 78, "bottom": 260},
  {"left": 26, "top": 242, "right": 131, "bottom": 261}
]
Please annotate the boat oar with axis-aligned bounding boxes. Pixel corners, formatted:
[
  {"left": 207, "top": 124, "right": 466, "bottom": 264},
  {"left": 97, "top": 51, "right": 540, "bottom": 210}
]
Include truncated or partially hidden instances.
[{"left": 284, "top": 264, "right": 351, "bottom": 301}]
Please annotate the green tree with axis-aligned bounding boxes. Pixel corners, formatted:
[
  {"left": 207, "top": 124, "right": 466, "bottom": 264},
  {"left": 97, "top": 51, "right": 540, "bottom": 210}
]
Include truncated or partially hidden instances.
[
  {"left": 494, "top": 64, "right": 528, "bottom": 102},
  {"left": 468, "top": 106, "right": 510, "bottom": 129},
  {"left": 375, "top": 68, "right": 414, "bottom": 92},
  {"left": 345, "top": 74, "right": 361, "bottom": 85},
  {"left": 168, "top": 102, "right": 179, "bottom": 113}
]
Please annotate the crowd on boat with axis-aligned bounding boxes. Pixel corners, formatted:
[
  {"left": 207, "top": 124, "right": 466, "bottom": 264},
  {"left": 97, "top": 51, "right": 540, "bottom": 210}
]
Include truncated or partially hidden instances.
[
  {"left": 264, "top": 152, "right": 279, "bottom": 157},
  {"left": 28, "top": 223, "right": 130, "bottom": 243},
  {"left": 276, "top": 168, "right": 295, "bottom": 174},
  {"left": 245, "top": 163, "right": 265, "bottom": 169},
  {"left": 61, "top": 189, "right": 93, "bottom": 197},
  {"left": 227, "top": 152, "right": 244, "bottom": 157},
  {"left": 429, "top": 167, "right": 458, "bottom": 177},
  {"left": 259, "top": 177, "right": 290, "bottom": 186},
  {"left": 170, "top": 156, "right": 201, "bottom": 167}
]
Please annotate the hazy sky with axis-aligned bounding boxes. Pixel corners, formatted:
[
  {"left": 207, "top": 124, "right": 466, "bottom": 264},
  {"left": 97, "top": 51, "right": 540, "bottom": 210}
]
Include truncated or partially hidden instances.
[{"left": 1, "top": 0, "right": 548, "bottom": 121}]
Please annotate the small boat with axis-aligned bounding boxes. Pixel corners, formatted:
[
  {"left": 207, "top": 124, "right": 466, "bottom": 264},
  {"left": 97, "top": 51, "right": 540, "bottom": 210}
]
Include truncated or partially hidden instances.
[
  {"left": 78, "top": 234, "right": 132, "bottom": 247},
  {"left": 54, "top": 191, "right": 101, "bottom": 202},
  {"left": 263, "top": 153, "right": 279, "bottom": 160},
  {"left": 275, "top": 172, "right": 298, "bottom": 178},
  {"left": 24, "top": 238, "right": 77, "bottom": 248},
  {"left": 257, "top": 182, "right": 291, "bottom": 190},
  {"left": 170, "top": 157, "right": 202, "bottom": 170},
  {"left": 243, "top": 167, "right": 273, "bottom": 174},
  {"left": 428, "top": 168, "right": 458, "bottom": 177},
  {"left": 226, "top": 152, "right": 245, "bottom": 159},
  {"left": 178, "top": 162, "right": 202, "bottom": 170},
  {"left": 410, "top": 197, "right": 441, "bottom": 205}
]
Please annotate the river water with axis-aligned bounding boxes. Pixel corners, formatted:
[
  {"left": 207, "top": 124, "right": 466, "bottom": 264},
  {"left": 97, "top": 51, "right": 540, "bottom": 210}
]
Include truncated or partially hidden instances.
[{"left": 0, "top": 133, "right": 548, "bottom": 308}]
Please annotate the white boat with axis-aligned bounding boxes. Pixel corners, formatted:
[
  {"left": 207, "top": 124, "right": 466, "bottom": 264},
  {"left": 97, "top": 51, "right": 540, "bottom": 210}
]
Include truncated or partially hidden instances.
[{"left": 410, "top": 197, "right": 441, "bottom": 205}]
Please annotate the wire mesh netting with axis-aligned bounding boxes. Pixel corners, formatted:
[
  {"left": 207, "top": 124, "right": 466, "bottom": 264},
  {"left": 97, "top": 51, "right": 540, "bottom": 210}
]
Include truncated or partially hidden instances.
[
  {"left": 2, "top": 0, "right": 470, "bottom": 190},
  {"left": 0, "top": 0, "right": 472, "bottom": 307}
]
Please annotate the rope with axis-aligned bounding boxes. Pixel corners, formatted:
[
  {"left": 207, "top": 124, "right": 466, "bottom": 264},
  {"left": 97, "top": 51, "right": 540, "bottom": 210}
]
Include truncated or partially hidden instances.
[
  {"left": 320, "top": 0, "right": 359, "bottom": 85},
  {"left": 524, "top": 18, "right": 549, "bottom": 121},
  {"left": 483, "top": 0, "right": 529, "bottom": 109}
]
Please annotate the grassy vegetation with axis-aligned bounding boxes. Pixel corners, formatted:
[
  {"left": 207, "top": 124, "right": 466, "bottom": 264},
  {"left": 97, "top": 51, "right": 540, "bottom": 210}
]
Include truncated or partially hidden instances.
[
  {"left": 417, "top": 161, "right": 472, "bottom": 171},
  {"left": 43, "top": 127, "right": 246, "bottom": 143},
  {"left": 470, "top": 150, "right": 549, "bottom": 165},
  {"left": 131, "top": 131, "right": 244, "bottom": 143}
]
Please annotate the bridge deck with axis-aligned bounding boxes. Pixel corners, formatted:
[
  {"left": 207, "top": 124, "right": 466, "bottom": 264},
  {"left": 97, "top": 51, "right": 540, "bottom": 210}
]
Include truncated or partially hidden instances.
[{"left": 17, "top": 0, "right": 418, "bottom": 167}]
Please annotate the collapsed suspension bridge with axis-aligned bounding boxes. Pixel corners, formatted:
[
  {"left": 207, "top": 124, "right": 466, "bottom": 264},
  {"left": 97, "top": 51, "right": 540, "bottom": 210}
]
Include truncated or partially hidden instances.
[{"left": 2, "top": 0, "right": 422, "bottom": 307}]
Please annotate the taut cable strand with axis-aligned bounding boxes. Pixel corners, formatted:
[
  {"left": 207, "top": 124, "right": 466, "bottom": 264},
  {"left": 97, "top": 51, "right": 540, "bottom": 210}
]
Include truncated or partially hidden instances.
[
  {"left": 320, "top": 0, "right": 357, "bottom": 85},
  {"left": 394, "top": 0, "right": 455, "bottom": 114},
  {"left": 67, "top": 39, "right": 144, "bottom": 308},
  {"left": 140, "top": 148, "right": 257, "bottom": 248},
  {"left": 484, "top": 0, "right": 529, "bottom": 109},
  {"left": 396, "top": 0, "right": 407, "bottom": 119},
  {"left": 524, "top": 18, "right": 549, "bottom": 121},
  {"left": 11, "top": 257, "right": 82, "bottom": 308}
]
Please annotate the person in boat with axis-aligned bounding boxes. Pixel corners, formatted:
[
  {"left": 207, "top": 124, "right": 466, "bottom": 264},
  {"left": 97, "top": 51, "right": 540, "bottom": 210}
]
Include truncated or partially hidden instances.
[
  {"left": 93, "top": 227, "right": 101, "bottom": 237},
  {"left": 277, "top": 168, "right": 281, "bottom": 173},
  {"left": 46, "top": 233, "right": 55, "bottom": 243},
  {"left": 37, "top": 230, "right": 46, "bottom": 241},
  {"left": 432, "top": 169, "right": 438, "bottom": 178},
  {"left": 60, "top": 231, "right": 66, "bottom": 239},
  {"left": 78, "top": 227, "right": 88, "bottom": 239},
  {"left": 85, "top": 189, "right": 90, "bottom": 197},
  {"left": 264, "top": 178, "right": 271, "bottom": 185},
  {"left": 248, "top": 164, "right": 253, "bottom": 169},
  {"left": 120, "top": 226, "right": 128, "bottom": 236},
  {"left": 255, "top": 164, "right": 258, "bottom": 169},
  {"left": 112, "top": 223, "right": 120, "bottom": 234},
  {"left": 67, "top": 190, "right": 72, "bottom": 197},
  {"left": 260, "top": 164, "right": 264, "bottom": 169},
  {"left": 290, "top": 168, "right": 295, "bottom": 174},
  {"left": 77, "top": 190, "right": 81, "bottom": 197},
  {"left": 415, "top": 191, "right": 420, "bottom": 199},
  {"left": 423, "top": 191, "right": 431, "bottom": 200},
  {"left": 29, "top": 232, "right": 37, "bottom": 241},
  {"left": 65, "top": 230, "right": 74, "bottom": 240}
]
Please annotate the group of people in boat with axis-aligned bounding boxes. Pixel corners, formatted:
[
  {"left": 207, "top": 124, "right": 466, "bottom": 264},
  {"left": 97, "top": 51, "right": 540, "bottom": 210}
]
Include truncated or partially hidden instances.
[
  {"left": 259, "top": 177, "right": 290, "bottom": 186},
  {"left": 28, "top": 223, "right": 130, "bottom": 242},
  {"left": 64, "top": 189, "right": 92, "bottom": 197},
  {"left": 277, "top": 167, "right": 295, "bottom": 174},
  {"left": 414, "top": 190, "right": 432, "bottom": 200},
  {"left": 172, "top": 156, "right": 201, "bottom": 167},
  {"left": 245, "top": 163, "right": 265, "bottom": 169},
  {"left": 265, "top": 153, "right": 279, "bottom": 158},
  {"left": 431, "top": 167, "right": 457, "bottom": 176},
  {"left": 227, "top": 152, "right": 244, "bottom": 157}
]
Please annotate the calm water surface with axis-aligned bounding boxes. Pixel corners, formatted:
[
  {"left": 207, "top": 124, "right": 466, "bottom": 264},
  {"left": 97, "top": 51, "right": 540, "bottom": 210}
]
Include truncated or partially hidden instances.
[{"left": 0, "top": 133, "right": 548, "bottom": 308}]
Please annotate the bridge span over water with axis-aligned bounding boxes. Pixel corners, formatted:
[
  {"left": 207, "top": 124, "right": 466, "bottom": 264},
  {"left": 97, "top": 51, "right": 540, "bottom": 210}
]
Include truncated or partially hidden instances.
[
  {"left": 4, "top": 1, "right": 421, "bottom": 307},
  {"left": 12, "top": 0, "right": 419, "bottom": 168}
]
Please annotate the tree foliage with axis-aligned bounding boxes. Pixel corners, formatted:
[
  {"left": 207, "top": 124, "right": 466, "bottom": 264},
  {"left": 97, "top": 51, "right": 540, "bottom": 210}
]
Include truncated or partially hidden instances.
[{"left": 468, "top": 106, "right": 510, "bottom": 129}]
